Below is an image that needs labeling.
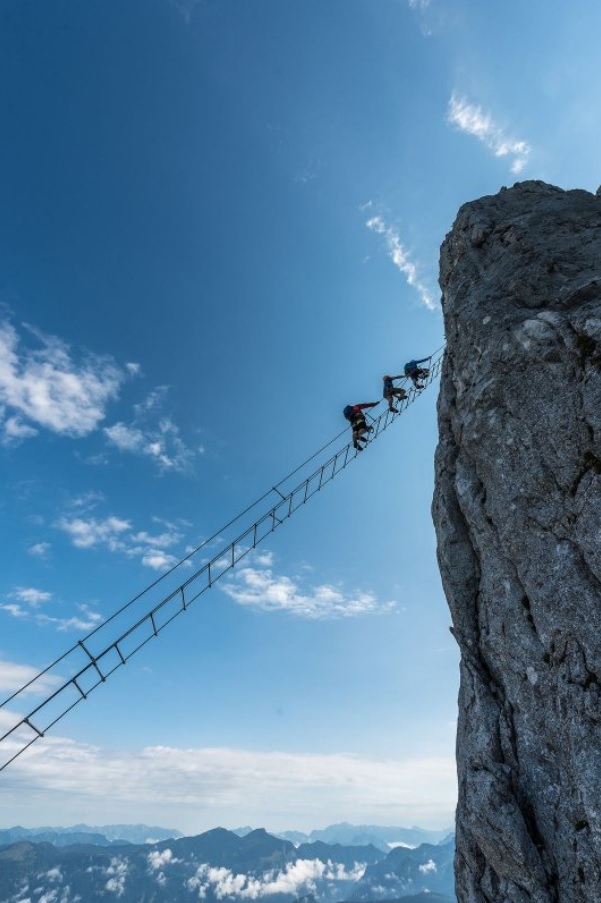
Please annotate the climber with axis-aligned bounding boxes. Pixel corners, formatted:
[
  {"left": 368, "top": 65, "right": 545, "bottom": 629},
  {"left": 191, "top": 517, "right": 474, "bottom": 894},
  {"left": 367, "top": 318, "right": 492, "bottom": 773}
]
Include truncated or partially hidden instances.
[
  {"left": 382, "top": 375, "right": 408, "bottom": 413},
  {"left": 343, "top": 402, "right": 379, "bottom": 451},
  {"left": 404, "top": 357, "right": 430, "bottom": 389}
]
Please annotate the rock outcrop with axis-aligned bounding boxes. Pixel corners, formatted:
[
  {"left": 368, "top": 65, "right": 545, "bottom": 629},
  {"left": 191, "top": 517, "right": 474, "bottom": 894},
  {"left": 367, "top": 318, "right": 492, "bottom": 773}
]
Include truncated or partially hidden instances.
[{"left": 433, "top": 181, "right": 601, "bottom": 902}]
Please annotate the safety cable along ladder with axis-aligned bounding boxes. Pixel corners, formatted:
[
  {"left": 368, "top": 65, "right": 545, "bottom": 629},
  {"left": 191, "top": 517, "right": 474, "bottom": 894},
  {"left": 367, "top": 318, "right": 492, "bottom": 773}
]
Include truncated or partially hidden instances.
[{"left": 0, "top": 349, "right": 444, "bottom": 772}]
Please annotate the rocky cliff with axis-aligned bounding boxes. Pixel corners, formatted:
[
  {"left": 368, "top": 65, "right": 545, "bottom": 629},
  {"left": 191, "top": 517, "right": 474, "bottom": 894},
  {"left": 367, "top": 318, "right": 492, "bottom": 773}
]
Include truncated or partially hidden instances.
[{"left": 433, "top": 181, "right": 601, "bottom": 902}]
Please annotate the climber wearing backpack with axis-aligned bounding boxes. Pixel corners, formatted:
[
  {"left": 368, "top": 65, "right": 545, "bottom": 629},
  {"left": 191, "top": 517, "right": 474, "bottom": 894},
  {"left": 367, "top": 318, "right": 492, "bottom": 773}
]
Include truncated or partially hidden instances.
[
  {"left": 403, "top": 357, "right": 430, "bottom": 389},
  {"left": 382, "top": 375, "right": 408, "bottom": 413},
  {"left": 343, "top": 402, "right": 379, "bottom": 451}
]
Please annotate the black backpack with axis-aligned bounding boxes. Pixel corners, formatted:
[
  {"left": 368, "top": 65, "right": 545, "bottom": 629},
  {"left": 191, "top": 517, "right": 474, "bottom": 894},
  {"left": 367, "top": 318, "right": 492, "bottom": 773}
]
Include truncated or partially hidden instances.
[{"left": 343, "top": 405, "right": 355, "bottom": 422}]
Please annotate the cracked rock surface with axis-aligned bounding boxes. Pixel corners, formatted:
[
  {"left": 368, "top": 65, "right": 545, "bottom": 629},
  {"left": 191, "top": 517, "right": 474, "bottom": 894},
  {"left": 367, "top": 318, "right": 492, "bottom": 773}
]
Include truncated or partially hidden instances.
[{"left": 433, "top": 181, "right": 601, "bottom": 902}]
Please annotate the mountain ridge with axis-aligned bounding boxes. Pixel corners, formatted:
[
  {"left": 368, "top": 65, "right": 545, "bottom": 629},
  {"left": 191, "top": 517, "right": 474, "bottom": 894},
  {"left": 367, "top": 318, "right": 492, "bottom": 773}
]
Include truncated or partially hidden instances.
[{"left": 0, "top": 825, "right": 456, "bottom": 902}]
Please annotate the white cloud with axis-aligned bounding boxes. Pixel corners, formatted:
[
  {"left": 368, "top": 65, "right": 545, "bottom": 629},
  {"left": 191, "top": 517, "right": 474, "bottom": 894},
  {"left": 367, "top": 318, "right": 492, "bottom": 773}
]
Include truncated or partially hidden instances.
[
  {"left": 55, "top": 510, "right": 184, "bottom": 572},
  {"left": 104, "top": 422, "right": 145, "bottom": 452},
  {"left": 365, "top": 217, "right": 436, "bottom": 309},
  {"left": 2, "top": 587, "right": 53, "bottom": 618},
  {"left": 0, "top": 657, "right": 61, "bottom": 696},
  {"left": 36, "top": 888, "right": 60, "bottom": 903},
  {"left": 187, "top": 858, "right": 365, "bottom": 900},
  {"left": 3, "top": 414, "right": 38, "bottom": 441},
  {"left": 132, "top": 530, "right": 182, "bottom": 549},
  {"left": 105, "top": 389, "right": 195, "bottom": 474},
  {"left": 0, "top": 320, "right": 124, "bottom": 445},
  {"left": 104, "top": 857, "right": 129, "bottom": 897},
  {"left": 1, "top": 585, "right": 103, "bottom": 631},
  {"left": 134, "top": 386, "right": 169, "bottom": 416},
  {"left": 28, "top": 542, "right": 51, "bottom": 558},
  {"left": 0, "top": 602, "right": 28, "bottom": 618},
  {"left": 83, "top": 450, "right": 111, "bottom": 466},
  {"left": 55, "top": 515, "right": 131, "bottom": 550},
  {"left": 126, "top": 362, "right": 141, "bottom": 376},
  {"left": 140, "top": 550, "right": 180, "bottom": 570},
  {"left": 65, "top": 489, "right": 105, "bottom": 511},
  {"left": 419, "top": 858, "right": 437, "bottom": 874},
  {"left": 9, "top": 587, "right": 52, "bottom": 607},
  {"left": 253, "top": 551, "right": 274, "bottom": 568},
  {"left": 447, "top": 93, "right": 531, "bottom": 174},
  {"left": 36, "top": 603, "right": 104, "bottom": 632},
  {"left": 406, "top": 0, "right": 434, "bottom": 36},
  {"left": 148, "top": 848, "right": 179, "bottom": 872},
  {"left": 221, "top": 555, "right": 395, "bottom": 620},
  {"left": 128, "top": 528, "right": 183, "bottom": 570},
  {"left": 0, "top": 736, "right": 457, "bottom": 837},
  {"left": 42, "top": 866, "right": 63, "bottom": 882}
]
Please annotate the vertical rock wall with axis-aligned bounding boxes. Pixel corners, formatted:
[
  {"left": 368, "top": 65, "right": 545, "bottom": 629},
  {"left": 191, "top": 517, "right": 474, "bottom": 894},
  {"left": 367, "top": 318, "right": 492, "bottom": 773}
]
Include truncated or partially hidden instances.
[{"left": 433, "top": 181, "right": 601, "bottom": 902}]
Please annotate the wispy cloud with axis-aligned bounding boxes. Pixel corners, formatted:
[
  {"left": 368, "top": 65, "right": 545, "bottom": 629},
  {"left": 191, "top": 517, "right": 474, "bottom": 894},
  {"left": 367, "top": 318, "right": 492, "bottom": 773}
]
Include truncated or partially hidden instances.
[
  {"left": 293, "top": 154, "right": 321, "bottom": 185},
  {"left": 0, "top": 319, "right": 125, "bottom": 445},
  {"left": 0, "top": 603, "right": 27, "bottom": 618},
  {"left": 221, "top": 553, "right": 396, "bottom": 620},
  {"left": 0, "top": 657, "right": 61, "bottom": 696},
  {"left": 55, "top": 511, "right": 184, "bottom": 571},
  {"left": 0, "top": 585, "right": 103, "bottom": 632},
  {"left": 1, "top": 586, "right": 53, "bottom": 619},
  {"left": 36, "top": 603, "right": 104, "bottom": 633},
  {"left": 169, "top": 0, "right": 206, "bottom": 25},
  {"left": 66, "top": 489, "right": 106, "bottom": 511},
  {"left": 56, "top": 515, "right": 132, "bottom": 550},
  {"left": 1, "top": 735, "right": 457, "bottom": 832},
  {"left": 105, "top": 387, "right": 195, "bottom": 474},
  {"left": 105, "top": 422, "right": 146, "bottom": 452},
  {"left": 365, "top": 217, "right": 436, "bottom": 309},
  {"left": 406, "top": 0, "right": 434, "bottom": 38},
  {"left": 28, "top": 541, "right": 51, "bottom": 558},
  {"left": 9, "top": 587, "right": 52, "bottom": 607},
  {"left": 0, "top": 317, "right": 188, "bottom": 469},
  {"left": 446, "top": 93, "right": 531, "bottom": 174}
]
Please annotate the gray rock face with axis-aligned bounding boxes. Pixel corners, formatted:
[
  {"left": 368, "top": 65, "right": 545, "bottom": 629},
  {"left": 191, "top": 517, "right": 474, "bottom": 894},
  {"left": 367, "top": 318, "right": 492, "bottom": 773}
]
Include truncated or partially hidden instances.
[{"left": 433, "top": 181, "right": 601, "bottom": 903}]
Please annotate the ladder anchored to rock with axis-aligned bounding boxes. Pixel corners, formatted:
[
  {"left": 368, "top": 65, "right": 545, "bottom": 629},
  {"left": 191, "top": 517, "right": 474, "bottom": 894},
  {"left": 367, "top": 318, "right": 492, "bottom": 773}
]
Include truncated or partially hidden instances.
[{"left": 0, "top": 349, "right": 444, "bottom": 772}]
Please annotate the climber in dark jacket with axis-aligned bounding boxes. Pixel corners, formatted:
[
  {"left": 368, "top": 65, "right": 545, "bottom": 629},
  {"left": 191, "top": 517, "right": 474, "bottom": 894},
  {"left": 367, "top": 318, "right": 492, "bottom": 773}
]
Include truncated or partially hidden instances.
[
  {"left": 382, "top": 375, "right": 408, "bottom": 413},
  {"left": 343, "top": 402, "right": 378, "bottom": 450},
  {"left": 403, "top": 357, "right": 430, "bottom": 389}
]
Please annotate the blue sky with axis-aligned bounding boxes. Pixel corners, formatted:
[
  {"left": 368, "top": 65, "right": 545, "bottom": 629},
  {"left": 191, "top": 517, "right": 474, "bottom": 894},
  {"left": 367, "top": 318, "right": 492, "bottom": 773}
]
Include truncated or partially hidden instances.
[{"left": 1, "top": 0, "right": 600, "bottom": 835}]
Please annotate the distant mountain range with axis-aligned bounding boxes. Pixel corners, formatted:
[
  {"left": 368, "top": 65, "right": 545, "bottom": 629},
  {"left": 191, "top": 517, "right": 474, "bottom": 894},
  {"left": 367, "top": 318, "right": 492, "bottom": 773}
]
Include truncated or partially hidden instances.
[
  {"left": 262, "top": 822, "right": 453, "bottom": 852},
  {"left": 0, "top": 825, "right": 456, "bottom": 903},
  {"left": 0, "top": 821, "right": 453, "bottom": 852},
  {"left": 0, "top": 822, "right": 183, "bottom": 847}
]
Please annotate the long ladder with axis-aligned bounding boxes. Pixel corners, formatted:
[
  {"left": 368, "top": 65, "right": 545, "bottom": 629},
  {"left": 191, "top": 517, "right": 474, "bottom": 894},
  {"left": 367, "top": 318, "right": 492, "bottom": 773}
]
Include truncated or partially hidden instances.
[{"left": 0, "top": 350, "right": 443, "bottom": 772}]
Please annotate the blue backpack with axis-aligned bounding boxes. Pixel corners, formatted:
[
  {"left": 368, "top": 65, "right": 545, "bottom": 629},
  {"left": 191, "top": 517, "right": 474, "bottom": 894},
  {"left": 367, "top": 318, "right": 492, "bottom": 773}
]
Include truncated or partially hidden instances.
[{"left": 343, "top": 405, "right": 355, "bottom": 422}]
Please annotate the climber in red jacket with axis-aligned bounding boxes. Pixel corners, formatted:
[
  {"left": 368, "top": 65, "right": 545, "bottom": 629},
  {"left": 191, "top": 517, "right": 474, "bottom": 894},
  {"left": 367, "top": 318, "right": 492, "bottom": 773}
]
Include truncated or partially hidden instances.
[{"left": 343, "top": 402, "right": 379, "bottom": 450}]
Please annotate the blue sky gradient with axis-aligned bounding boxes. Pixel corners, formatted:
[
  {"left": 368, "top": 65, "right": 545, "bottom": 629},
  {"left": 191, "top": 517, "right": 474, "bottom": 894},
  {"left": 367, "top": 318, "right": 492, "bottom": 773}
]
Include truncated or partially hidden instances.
[{"left": 1, "top": 0, "right": 601, "bottom": 834}]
